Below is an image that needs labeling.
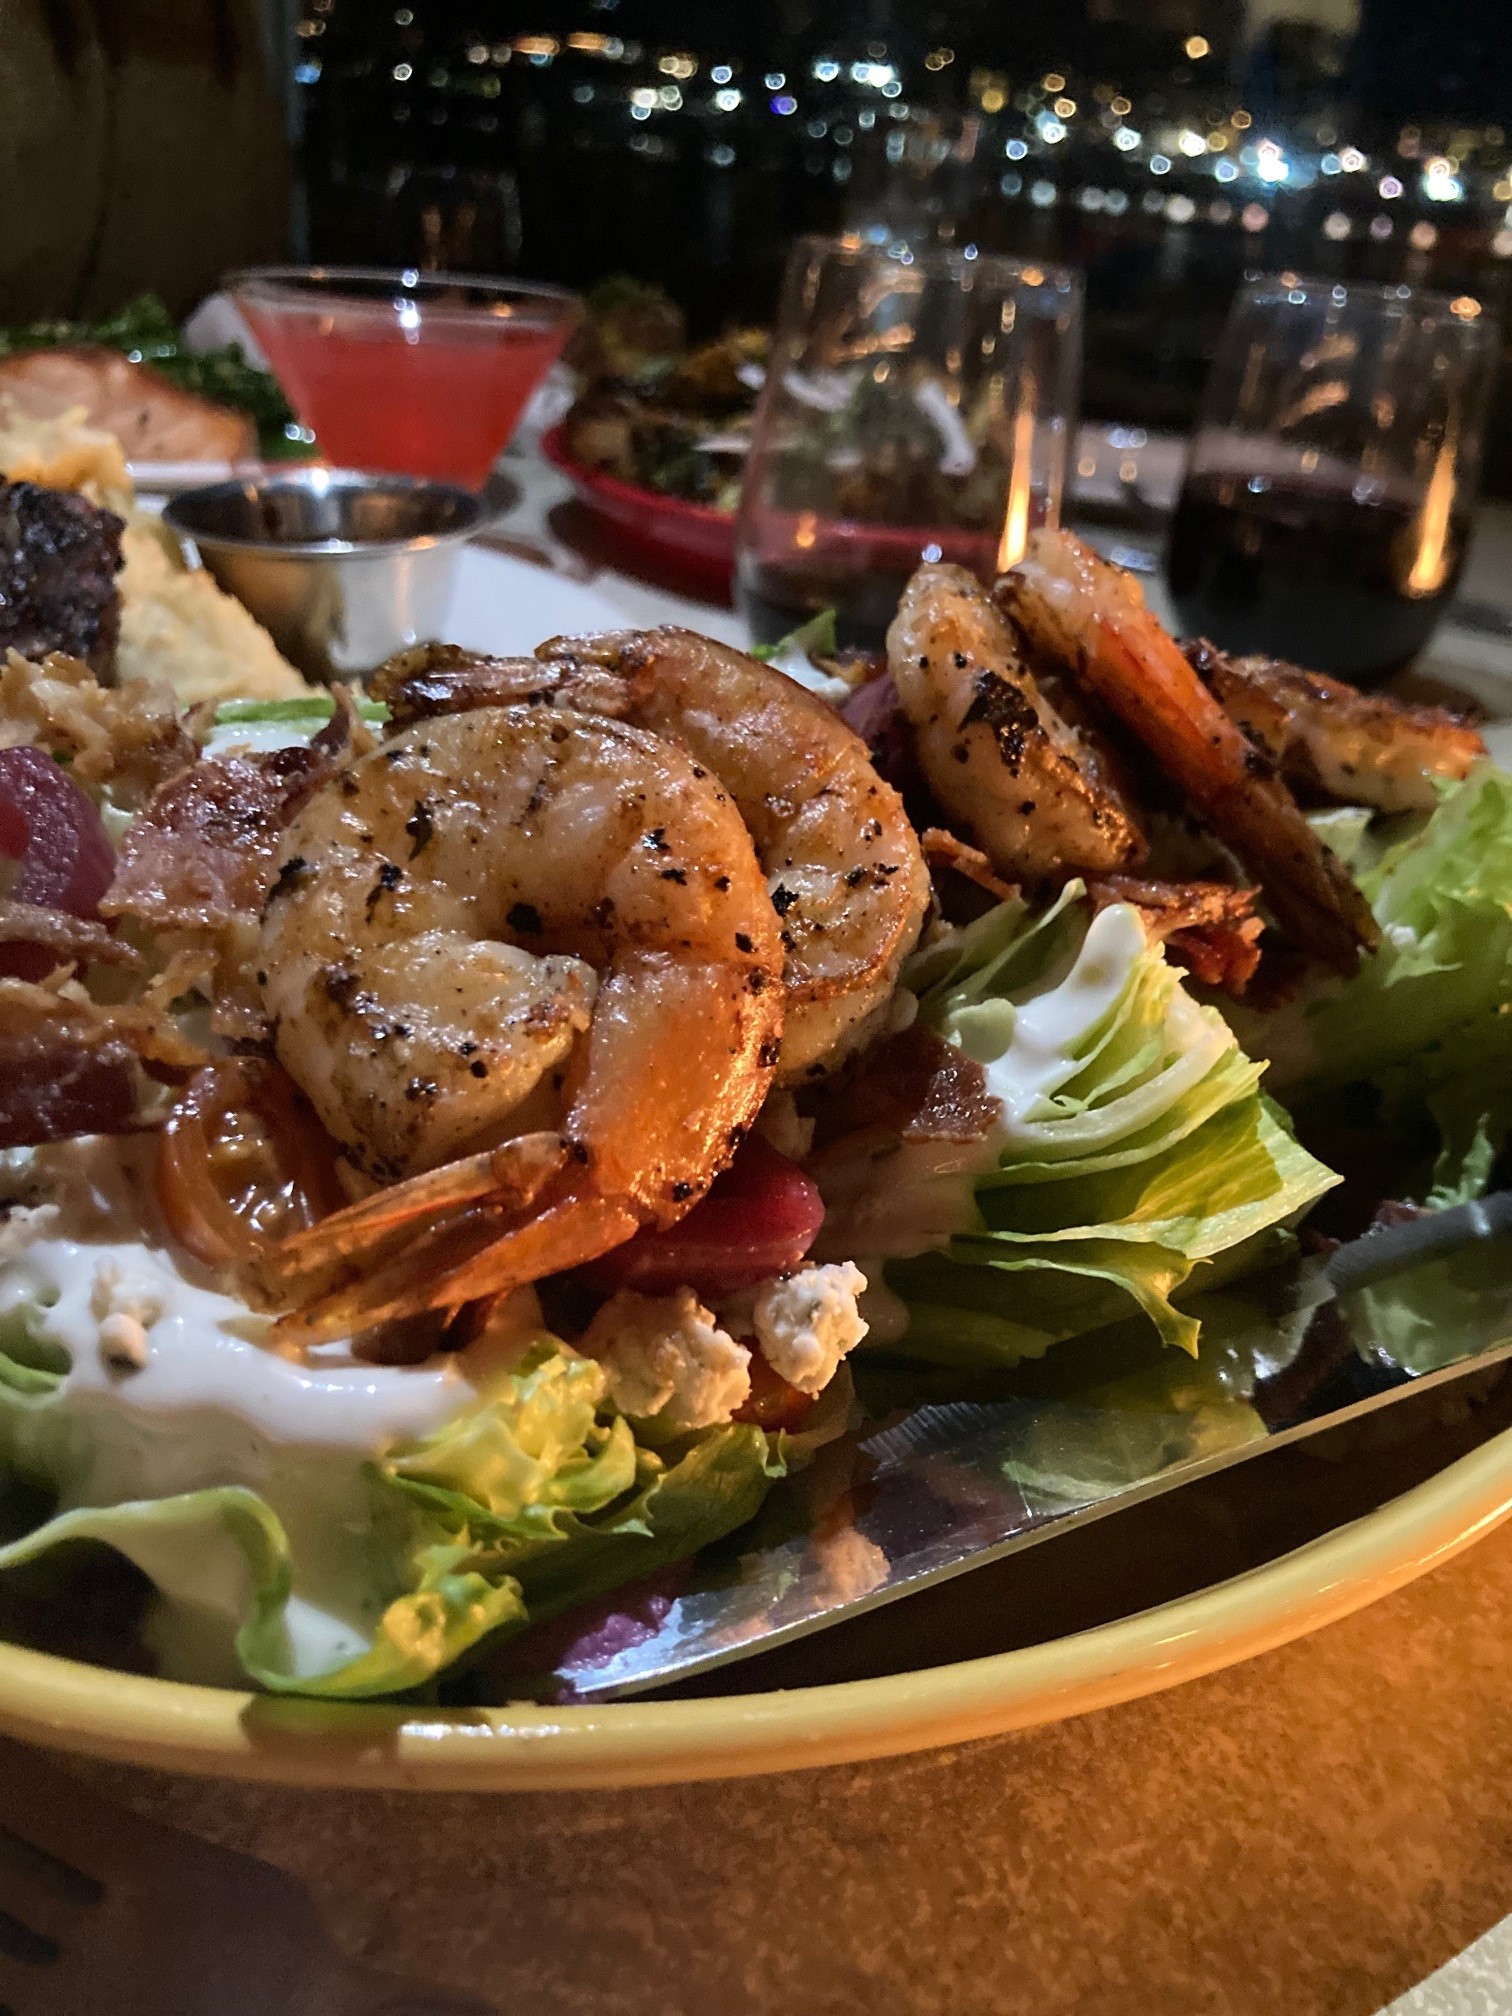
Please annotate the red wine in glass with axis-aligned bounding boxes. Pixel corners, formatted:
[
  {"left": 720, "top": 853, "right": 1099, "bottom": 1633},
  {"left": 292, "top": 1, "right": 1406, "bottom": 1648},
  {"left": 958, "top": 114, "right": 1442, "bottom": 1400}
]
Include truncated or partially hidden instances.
[{"left": 1165, "top": 462, "right": 1471, "bottom": 687}]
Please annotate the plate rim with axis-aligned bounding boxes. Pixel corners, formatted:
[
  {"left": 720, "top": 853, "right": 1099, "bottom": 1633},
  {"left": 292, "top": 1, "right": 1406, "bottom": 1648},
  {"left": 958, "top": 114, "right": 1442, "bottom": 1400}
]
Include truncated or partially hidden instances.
[{"left": 2, "top": 1415, "right": 1509, "bottom": 1791}]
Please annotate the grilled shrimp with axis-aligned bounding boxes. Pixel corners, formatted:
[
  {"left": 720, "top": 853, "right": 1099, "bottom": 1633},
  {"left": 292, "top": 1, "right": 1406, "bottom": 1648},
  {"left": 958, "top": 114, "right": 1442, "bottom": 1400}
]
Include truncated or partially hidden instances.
[
  {"left": 259, "top": 704, "right": 783, "bottom": 1345},
  {"left": 375, "top": 630, "right": 931, "bottom": 1080},
  {"left": 886, "top": 562, "right": 1145, "bottom": 885},
  {"left": 999, "top": 529, "right": 1380, "bottom": 973},
  {"left": 1185, "top": 641, "right": 1486, "bottom": 814}
]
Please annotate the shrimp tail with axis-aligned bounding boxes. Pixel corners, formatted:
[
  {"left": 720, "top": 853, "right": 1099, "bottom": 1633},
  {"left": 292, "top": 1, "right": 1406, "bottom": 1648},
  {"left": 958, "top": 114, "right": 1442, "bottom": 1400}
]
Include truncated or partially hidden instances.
[
  {"left": 1001, "top": 530, "right": 1379, "bottom": 975},
  {"left": 1089, "top": 614, "right": 1380, "bottom": 972},
  {"left": 268, "top": 1130, "right": 569, "bottom": 1286},
  {"left": 271, "top": 1192, "right": 639, "bottom": 1350}
]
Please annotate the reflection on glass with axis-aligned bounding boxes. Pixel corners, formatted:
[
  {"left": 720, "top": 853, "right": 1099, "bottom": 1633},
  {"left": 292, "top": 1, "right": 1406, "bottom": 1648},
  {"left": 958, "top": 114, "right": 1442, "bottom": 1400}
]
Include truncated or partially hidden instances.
[
  {"left": 1165, "top": 274, "right": 1498, "bottom": 686},
  {"left": 736, "top": 236, "right": 1082, "bottom": 649}
]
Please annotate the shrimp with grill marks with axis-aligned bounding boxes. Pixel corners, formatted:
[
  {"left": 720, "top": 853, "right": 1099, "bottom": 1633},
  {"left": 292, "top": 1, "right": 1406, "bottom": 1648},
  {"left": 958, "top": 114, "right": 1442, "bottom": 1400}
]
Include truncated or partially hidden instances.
[
  {"left": 259, "top": 703, "right": 783, "bottom": 1346},
  {"left": 885, "top": 562, "right": 1146, "bottom": 887},
  {"left": 1185, "top": 639, "right": 1486, "bottom": 814},
  {"left": 375, "top": 628, "right": 931, "bottom": 1081},
  {"left": 999, "top": 529, "right": 1380, "bottom": 974}
]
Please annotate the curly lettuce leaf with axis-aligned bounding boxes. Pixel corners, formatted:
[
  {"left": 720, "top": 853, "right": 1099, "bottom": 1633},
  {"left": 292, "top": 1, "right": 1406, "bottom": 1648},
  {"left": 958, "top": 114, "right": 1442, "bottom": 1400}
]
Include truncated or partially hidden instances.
[
  {"left": 884, "top": 893, "right": 1338, "bottom": 1368},
  {"left": 0, "top": 1335, "right": 793, "bottom": 1700}
]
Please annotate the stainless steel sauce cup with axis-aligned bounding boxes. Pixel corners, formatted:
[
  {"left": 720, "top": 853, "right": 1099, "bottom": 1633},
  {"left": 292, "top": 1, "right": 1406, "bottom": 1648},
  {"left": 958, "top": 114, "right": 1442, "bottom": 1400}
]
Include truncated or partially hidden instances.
[{"left": 162, "top": 467, "right": 482, "bottom": 683}]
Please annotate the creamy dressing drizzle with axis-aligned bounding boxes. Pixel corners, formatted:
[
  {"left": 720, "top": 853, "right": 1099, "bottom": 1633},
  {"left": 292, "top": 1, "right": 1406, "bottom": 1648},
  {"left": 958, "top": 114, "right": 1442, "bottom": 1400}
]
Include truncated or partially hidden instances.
[
  {"left": 816, "top": 904, "right": 1153, "bottom": 1266},
  {"left": 981, "top": 903, "right": 1148, "bottom": 1135},
  {"left": 0, "top": 1138, "right": 484, "bottom": 1680}
]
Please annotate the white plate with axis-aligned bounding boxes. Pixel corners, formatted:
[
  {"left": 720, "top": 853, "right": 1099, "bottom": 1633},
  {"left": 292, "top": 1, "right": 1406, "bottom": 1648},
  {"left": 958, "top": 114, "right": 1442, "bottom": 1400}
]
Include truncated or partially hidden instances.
[{"left": 441, "top": 543, "right": 628, "bottom": 655}]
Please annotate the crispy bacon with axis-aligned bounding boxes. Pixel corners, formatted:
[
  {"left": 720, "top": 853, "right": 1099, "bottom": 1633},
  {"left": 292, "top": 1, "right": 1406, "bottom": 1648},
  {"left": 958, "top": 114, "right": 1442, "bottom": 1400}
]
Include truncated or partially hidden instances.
[
  {"left": 0, "top": 899, "right": 136, "bottom": 969},
  {"left": 1087, "top": 873, "right": 1264, "bottom": 994},
  {"left": 103, "top": 691, "right": 365, "bottom": 933},
  {"left": 921, "top": 827, "right": 1021, "bottom": 904},
  {"left": 0, "top": 648, "right": 195, "bottom": 808},
  {"left": 0, "top": 1005, "right": 139, "bottom": 1147},
  {"left": 0, "top": 961, "right": 208, "bottom": 1148},
  {"left": 834, "top": 1022, "right": 1001, "bottom": 1144}
]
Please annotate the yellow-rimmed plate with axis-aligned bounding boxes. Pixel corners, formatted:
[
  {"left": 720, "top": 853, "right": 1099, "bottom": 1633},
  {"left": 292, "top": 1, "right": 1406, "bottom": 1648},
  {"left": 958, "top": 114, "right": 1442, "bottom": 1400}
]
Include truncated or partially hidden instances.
[{"left": 1, "top": 1410, "right": 1508, "bottom": 1790}]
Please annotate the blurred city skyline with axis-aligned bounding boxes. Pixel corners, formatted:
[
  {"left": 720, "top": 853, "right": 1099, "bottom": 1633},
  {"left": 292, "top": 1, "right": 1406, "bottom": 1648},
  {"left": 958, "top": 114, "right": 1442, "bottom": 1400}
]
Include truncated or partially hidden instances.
[{"left": 292, "top": 0, "right": 1511, "bottom": 468}]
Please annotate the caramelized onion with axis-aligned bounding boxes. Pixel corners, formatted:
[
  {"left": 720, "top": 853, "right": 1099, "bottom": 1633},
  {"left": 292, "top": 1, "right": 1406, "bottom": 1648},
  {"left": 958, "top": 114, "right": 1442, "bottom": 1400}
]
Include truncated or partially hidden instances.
[{"left": 155, "top": 1060, "right": 343, "bottom": 1280}]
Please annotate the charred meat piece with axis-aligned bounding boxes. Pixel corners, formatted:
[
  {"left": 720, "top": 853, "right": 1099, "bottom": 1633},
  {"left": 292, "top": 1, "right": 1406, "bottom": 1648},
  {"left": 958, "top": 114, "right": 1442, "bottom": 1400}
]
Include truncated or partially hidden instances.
[
  {"left": 369, "top": 640, "right": 653, "bottom": 728},
  {"left": 0, "top": 479, "right": 124, "bottom": 677},
  {"left": 1086, "top": 873, "right": 1265, "bottom": 995}
]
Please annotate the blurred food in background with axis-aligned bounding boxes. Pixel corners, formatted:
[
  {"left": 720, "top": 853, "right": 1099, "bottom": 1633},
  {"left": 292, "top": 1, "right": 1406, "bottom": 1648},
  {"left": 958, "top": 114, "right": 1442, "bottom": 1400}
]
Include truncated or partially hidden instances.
[
  {"left": 0, "top": 296, "right": 305, "bottom": 461},
  {"left": 0, "top": 402, "right": 306, "bottom": 702},
  {"left": 561, "top": 278, "right": 767, "bottom": 511},
  {"left": 292, "top": 4, "right": 1512, "bottom": 497}
]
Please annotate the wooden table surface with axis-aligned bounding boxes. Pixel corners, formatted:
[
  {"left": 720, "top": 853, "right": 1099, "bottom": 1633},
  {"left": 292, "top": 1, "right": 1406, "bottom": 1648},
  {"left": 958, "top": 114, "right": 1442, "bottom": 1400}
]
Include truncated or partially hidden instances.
[{"left": 76, "top": 1512, "right": 1512, "bottom": 2016}]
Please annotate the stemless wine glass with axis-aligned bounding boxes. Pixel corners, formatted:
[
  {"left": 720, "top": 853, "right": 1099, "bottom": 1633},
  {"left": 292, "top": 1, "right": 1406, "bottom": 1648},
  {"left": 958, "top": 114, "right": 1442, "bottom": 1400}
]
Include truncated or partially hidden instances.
[
  {"left": 735, "top": 237, "right": 1082, "bottom": 649},
  {"left": 230, "top": 266, "right": 579, "bottom": 490},
  {"left": 1165, "top": 274, "right": 1499, "bottom": 686}
]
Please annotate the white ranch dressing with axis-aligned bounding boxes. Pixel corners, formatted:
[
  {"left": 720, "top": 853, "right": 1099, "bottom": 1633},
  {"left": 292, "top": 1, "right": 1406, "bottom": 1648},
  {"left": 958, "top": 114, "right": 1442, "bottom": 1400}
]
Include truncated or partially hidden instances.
[
  {"left": 0, "top": 1138, "right": 483, "bottom": 1680},
  {"left": 981, "top": 902, "right": 1148, "bottom": 1135},
  {"left": 815, "top": 904, "right": 1153, "bottom": 1266}
]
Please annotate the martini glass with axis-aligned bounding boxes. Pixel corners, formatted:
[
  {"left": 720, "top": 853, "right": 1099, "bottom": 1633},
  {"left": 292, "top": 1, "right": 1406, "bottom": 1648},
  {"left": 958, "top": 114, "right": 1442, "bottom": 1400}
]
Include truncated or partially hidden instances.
[{"left": 230, "top": 265, "right": 579, "bottom": 490}]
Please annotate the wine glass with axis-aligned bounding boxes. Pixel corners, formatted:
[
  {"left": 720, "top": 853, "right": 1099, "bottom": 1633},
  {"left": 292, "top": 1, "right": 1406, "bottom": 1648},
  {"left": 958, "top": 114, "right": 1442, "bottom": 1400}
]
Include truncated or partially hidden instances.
[
  {"left": 1165, "top": 273, "right": 1499, "bottom": 686},
  {"left": 735, "top": 236, "right": 1082, "bottom": 650},
  {"left": 230, "top": 266, "right": 579, "bottom": 491}
]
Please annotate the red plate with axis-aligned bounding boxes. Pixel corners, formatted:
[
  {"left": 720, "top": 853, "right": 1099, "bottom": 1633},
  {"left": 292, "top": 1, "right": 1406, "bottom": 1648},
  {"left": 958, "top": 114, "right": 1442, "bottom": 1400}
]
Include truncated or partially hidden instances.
[{"left": 541, "top": 423, "right": 736, "bottom": 595}]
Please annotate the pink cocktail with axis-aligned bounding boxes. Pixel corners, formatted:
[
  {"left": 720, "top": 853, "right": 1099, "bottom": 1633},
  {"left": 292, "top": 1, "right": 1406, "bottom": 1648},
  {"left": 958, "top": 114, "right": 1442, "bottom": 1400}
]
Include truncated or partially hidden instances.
[{"left": 231, "top": 266, "right": 579, "bottom": 489}]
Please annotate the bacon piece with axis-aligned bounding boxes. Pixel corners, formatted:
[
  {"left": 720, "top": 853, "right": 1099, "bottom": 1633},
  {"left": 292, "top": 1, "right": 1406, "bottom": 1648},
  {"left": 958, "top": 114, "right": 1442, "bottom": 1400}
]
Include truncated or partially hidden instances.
[
  {"left": 921, "top": 827, "right": 1021, "bottom": 905},
  {"left": 0, "top": 980, "right": 134, "bottom": 1147},
  {"left": 0, "top": 1022, "right": 139, "bottom": 1148},
  {"left": 840, "top": 669, "right": 917, "bottom": 794},
  {"left": 103, "top": 691, "right": 364, "bottom": 933},
  {"left": 0, "top": 647, "right": 197, "bottom": 808},
  {"left": 0, "top": 900, "right": 136, "bottom": 969},
  {"left": 836, "top": 1022, "right": 1001, "bottom": 1144},
  {"left": 1087, "top": 873, "right": 1264, "bottom": 995}
]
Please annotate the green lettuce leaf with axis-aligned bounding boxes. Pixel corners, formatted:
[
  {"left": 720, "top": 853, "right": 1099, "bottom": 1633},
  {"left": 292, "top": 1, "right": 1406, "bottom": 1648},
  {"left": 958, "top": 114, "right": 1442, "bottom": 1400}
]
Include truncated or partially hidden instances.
[
  {"left": 883, "top": 891, "right": 1339, "bottom": 1368},
  {"left": 1233, "top": 766, "right": 1512, "bottom": 1200},
  {"left": 0, "top": 1334, "right": 796, "bottom": 1700}
]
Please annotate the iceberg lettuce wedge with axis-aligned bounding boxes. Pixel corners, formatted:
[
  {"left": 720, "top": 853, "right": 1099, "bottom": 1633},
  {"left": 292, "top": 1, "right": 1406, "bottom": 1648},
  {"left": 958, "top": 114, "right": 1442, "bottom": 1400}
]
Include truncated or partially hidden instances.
[{"left": 881, "top": 891, "right": 1338, "bottom": 1368}]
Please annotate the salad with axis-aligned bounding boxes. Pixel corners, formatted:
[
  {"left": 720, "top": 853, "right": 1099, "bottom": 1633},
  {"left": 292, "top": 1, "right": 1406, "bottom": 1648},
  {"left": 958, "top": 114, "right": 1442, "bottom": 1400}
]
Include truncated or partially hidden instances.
[{"left": 0, "top": 523, "right": 1505, "bottom": 1703}]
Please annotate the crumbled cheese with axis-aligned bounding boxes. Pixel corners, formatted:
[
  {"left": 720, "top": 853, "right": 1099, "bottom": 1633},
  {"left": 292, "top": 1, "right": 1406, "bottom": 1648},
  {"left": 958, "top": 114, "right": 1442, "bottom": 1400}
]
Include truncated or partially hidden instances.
[
  {"left": 812, "top": 1523, "right": 889, "bottom": 1604},
  {"left": 751, "top": 1262, "right": 869, "bottom": 1395},
  {"left": 98, "top": 1312, "right": 151, "bottom": 1372},
  {"left": 89, "top": 1257, "right": 164, "bottom": 1375},
  {"left": 581, "top": 1287, "right": 751, "bottom": 1430}
]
